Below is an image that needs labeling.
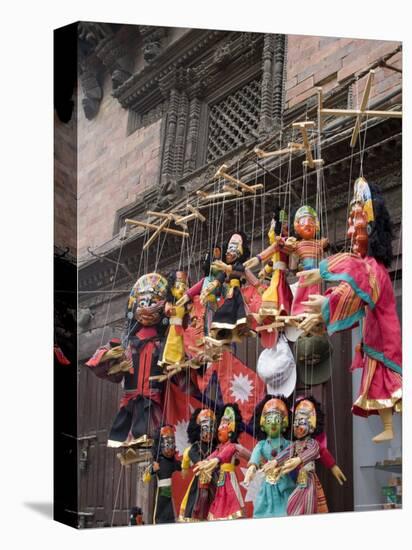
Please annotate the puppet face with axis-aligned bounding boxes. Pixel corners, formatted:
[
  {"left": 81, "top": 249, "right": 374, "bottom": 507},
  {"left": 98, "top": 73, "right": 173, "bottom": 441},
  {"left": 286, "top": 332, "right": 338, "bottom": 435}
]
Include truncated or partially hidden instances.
[
  {"left": 293, "top": 400, "right": 316, "bottom": 439},
  {"left": 217, "top": 406, "right": 236, "bottom": 443},
  {"left": 260, "top": 398, "right": 289, "bottom": 438},
  {"left": 225, "top": 234, "right": 243, "bottom": 264},
  {"left": 197, "top": 409, "right": 216, "bottom": 443},
  {"left": 160, "top": 426, "right": 176, "bottom": 458},
  {"left": 171, "top": 272, "right": 188, "bottom": 300},
  {"left": 347, "top": 203, "right": 368, "bottom": 258},
  {"left": 294, "top": 215, "right": 316, "bottom": 240},
  {"left": 132, "top": 274, "right": 167, "bottom": 326}
]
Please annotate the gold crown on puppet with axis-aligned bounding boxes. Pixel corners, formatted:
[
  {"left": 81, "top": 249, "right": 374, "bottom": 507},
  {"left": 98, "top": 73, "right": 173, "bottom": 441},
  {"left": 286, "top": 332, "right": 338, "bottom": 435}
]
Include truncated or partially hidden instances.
[
  {"left": 132, "top": 273, "right": 168, "bottom": 299},
  {"left": 294, "top": 205, "right": 320, "bottom": 232},
  {"left": 294, "top": 399, "right": 317, "bottom": 430},
  {"left": 196, "top": 409, "right": 216, "bottom": 424},
  {"left": 260, "top": 398, "right": 289, "bottom": 428},
  {"left": 352, "top": 177, "right": 375, "bottom": 222}
]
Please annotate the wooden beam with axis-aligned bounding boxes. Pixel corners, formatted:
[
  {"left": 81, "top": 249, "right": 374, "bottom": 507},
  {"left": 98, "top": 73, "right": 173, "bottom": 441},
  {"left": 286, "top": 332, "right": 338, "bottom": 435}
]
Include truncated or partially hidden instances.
[
  {"left": 142, "top": 217, "right": 171, "bottom": 250},
  {"left": 320, "top": 108, "right": 402, "bottom": 118},
  {"left": 124, "top": 218, "right": 189, "bottom": 237},
  {"left": 293, "top": 122, "right": 315, "bottom": 168},
  {"left": 350, "top": 70, "right": 375, "bottom": 148},
  {"left": 215, "top": 163, "right": 261, "bottom": 193}
]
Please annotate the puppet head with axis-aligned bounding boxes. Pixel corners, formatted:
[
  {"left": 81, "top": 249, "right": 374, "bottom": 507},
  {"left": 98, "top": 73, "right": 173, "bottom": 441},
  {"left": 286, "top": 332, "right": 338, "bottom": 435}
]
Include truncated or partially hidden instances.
[
  {"left": 347, "top": 179, "right": 393, "bottom": 266},
  {"left": 294, "top": 205, "right": 320, "bottom": 240},
  {"left": 292, "top": 396, "right": 323, "bottom": 440},
  {"left": 159, "top": 425, "right": 176, "bottom": 458},
  {"left": 130, "top": 273, "right": 168, "bottom": 326},
  {"left": 260, "top": 397, "right": 289, "bottom": 439},
  {"left": 167, "top": 270, "right": 188, "bottom": 301},
  {"left": 224, "top": 231, "right": 250, "bottom": 265},
  {"left": 269, "top": 206, "right": 289, "bottom": 243},
  {"left": 217, "top": 403, "right": 243, "bottom": 444},
  {"left": 197, "top": 409, "right": 217, "bottom": 443}
]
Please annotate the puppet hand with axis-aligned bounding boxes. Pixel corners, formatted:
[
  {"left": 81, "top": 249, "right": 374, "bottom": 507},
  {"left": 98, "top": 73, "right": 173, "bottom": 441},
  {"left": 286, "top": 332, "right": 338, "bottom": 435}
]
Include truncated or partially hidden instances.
[
  {"left": 243, "top": 464, "right": 257, "bottom": 486},
  {"left": 331, "top": 464, "right": 347, "bottom": 485},
  {"left": 194, "top": 458, "right": 219, "bottom": 475},
  {"left": 298, "top": 313, "right": 324, "bottom": 333},
  {"left": 200, "top": 280, "right": 219, "bottom": 304},
  {"left": 301, "top": 294, "right": 327, "bottom": 314},
  {"left": 296, "top": 268, "right": 321, "bottom": 287},
  {"left": 212, "top": 260, "right": 231, "bottom": 273},
  {"left": 244, "top": 256, "right": 259, "bottom": 270},
  {"left": 262, "top": 459, "right": 278, "bottom": 473},
  {"left": 285, "top": 237, "right": 297, "bottom": 247},
  {"left": 176, "top": 294, "right": 190, "bottom": 307},
  {"left": 281, "top": 457, "right": 302, "bottom": 475}
]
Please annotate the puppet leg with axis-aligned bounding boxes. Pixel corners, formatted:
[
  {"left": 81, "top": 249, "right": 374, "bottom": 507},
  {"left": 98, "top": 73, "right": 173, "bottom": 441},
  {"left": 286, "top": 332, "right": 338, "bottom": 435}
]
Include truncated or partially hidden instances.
[{"left": 372, "top": 407, "right": 394, "bottom": 443}]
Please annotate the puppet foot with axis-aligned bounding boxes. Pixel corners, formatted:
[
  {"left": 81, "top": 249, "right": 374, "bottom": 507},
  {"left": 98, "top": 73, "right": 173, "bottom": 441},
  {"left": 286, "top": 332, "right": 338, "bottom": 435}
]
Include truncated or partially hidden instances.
[
  {"left": 372, "top": 407, "right": 394, "bottom": 443},
  {"left": 372, "top": 429, "right": 394, "bottom": 443}
]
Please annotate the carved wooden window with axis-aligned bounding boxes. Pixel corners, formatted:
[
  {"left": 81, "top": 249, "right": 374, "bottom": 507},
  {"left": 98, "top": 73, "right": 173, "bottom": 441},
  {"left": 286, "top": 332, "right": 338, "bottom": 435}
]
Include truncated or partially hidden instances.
[{"left": 206, "top": 78, "right": 262, "bottom": 162}]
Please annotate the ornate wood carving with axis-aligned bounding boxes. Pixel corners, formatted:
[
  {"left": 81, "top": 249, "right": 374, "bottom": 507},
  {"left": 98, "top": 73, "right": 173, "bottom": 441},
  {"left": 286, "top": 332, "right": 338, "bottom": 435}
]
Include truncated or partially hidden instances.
[
  {"left": 183, "top": 97, "right": 202, "bottom": 176},
  {"left": 138, "top": 26, "right": 168, "bottom": 64}
]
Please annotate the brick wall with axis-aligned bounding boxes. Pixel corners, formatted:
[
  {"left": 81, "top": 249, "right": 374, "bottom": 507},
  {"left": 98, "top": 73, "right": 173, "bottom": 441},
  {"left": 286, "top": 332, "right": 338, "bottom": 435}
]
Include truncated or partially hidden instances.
[
  {"left": 285, "top": 35, "right": 402, "bottom": 109},
  {"left": 77, "top": 75, "right": 163, "bottom": 258},
  {"left": 54, "top": 110, "right": 77, "bottom": 256}
]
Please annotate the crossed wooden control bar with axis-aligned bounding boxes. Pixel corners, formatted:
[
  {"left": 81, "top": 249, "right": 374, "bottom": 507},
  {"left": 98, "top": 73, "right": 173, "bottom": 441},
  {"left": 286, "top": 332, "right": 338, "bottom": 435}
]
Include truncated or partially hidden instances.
[
  {"left": 125, "top": 204, "right": 205, "bottom": 250},
  {"left": 196, "top": 163, "right": 264, "bottom": 201},
  {"left": 317, "top": 70, "right": 402, "bottom": 148}
]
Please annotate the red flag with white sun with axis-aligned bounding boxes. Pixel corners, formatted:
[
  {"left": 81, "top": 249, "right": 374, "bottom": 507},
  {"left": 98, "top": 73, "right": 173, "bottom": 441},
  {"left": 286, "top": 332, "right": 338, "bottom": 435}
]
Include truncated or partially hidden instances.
[{"left": 196, "top": 349, "right": 266, "bottom": 422}]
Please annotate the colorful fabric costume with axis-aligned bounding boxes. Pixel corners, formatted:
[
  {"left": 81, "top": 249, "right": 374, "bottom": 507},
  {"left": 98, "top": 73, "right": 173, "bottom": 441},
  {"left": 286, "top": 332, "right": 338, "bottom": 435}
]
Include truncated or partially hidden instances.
[
  {"left": 150, "top": 454, "right": 181, "bottom": 524},
  {"left": 276, "top": 437, "right": 321, "bottom": 515},
  {"left": 107, "top": 326, "right": 164, "bottom": 445},
  {"left": 319, "top": 252, "right": 402, "bottom": 416},
  {"left": 249, "top": 436, "right": 295, "bottom": 518},
  {"left": 207, "top": 442, "right": 245, "bottom": 520},
  {"left": 179, "top": 441, "right": 217, "bottom": 521}
]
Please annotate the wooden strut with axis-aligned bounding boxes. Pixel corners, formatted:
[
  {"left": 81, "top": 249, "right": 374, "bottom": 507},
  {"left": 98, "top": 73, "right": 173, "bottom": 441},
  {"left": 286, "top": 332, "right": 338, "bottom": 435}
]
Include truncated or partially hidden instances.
[
  {"left": 254, "top": 143, "right": 304, "bottom": 159},
  {"left": 316, "top": 70, "right": 403, "bottom": 149},
  {"left": 124, "top": 218, "right": 189, "bottom": 238},
  {"left": 215, "top": 163, "right": 264, "bottom": 193}
]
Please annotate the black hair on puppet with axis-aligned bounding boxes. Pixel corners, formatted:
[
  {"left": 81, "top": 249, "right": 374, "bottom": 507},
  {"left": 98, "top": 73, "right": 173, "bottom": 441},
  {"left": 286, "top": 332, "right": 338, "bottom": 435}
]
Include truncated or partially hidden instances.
[
  {"left": 367, "top": 183, "right": 394, "bottom": 268},
  {"left": 219, "top": 402, "right": 244, "bottom": 443},
  {"left": 187, "top": 407, "right": 219, "bottom": 446},
  {"left": 250, "top": 394, "right": 291, "bottom": 441},
  {"left": 202, "top": 246, "right": 223, "bottom": 277},
  {"left": 187, "top": 408, "right": 202, "bottom": 444},
  {"left": 222, "top": 231, "right": 251, "bottom": 264},
  {"left": 271, "top": 202, "right": 288, "bottom": 236},
  {"left": 151, "top": 424, "right": 175, "bottom": 461},
  {"left": 292, "top": 395, "right": 324, "bottom": 437}
]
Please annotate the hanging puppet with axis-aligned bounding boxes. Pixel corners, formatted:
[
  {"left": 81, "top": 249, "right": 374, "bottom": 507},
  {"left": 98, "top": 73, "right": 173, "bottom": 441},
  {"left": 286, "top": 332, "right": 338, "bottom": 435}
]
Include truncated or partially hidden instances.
[
  {"left": 262, "top": 396, "right": 325, "bottom": 515},
  {"left": 158, "top": 270, "right": 189, "bottom": 368},
  {"left": 243, "top": 395, "right": 296, "bottom": 518},
  {"left": 193, "top": 403, "right": 249, "bottom": 520},
  {"left": 86, "top": 273, "right": 168, "bottom": 447},
  {"left": 208, "top": 232, "right": 255, "bottom": 344},
  {"left": 298, "top": 180, "right": 402, "bottom": 443},
  {"left": 245, "top": 206, "right": 293, "bottom": 320},
  {"left": 144, "top": 425, "right": 181, "bottom": 524},
  {"left": 178, "top": 408, "right": 218, "bottom": 522},
  {"left": 176, "top": 246, "right": 224, "bottom": 338},
  {"left": 283, "top": 205, "right": 328, "bottom": 316}
]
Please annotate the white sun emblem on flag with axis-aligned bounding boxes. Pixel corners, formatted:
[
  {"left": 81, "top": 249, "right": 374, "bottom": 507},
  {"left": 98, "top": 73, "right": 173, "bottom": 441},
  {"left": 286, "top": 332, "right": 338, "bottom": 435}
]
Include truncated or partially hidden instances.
[
  {"left": 174, "top": 419, "right": 190, "bottom": 457},
  {"left": 230, "top": 372, "right": 254, "bottom": 403}
]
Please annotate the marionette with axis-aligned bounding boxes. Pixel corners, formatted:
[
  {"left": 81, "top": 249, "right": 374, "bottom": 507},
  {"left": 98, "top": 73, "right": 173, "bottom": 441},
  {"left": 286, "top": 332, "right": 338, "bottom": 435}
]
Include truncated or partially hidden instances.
[
  {"left": 208, "top": 232, "right": 255, "bottom": 344},
  {"left": 158, "top": 271, "right": 189, "bottom": 368},
  {"left": 244, "top": 206, "right": 293, "bottom": 320},
  {"left": 175, "top": 246, "right": 224, "bottom": 338},
  {"left": 262, "top": 396, "right": 325, "bottom": 515},
  {"left": 243, "top": 396, "right": 296, "bottom": 518},
  {"left": 178, "top": 408, "right": 218, "bottom": 521},
  {"left": 85, "top": 337, "right": 130, "bottom": 383},
  {"left": 143, "top": 425, "right": 181, "bottom": 524},
  {"left": 86, "top": 273, "right": 168, "bottom": 447},
  {"left": 282, "top": 205, "right": 328, "bottom": 316},
  {"left": 297, "top": 180, "right": 402, "bottom": 443},
  {"left": 193, "top": 403, "right": 249, "bottom": 520},
  {"left": 129, "top": 506, "right": 144, "bottom": 525}
]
